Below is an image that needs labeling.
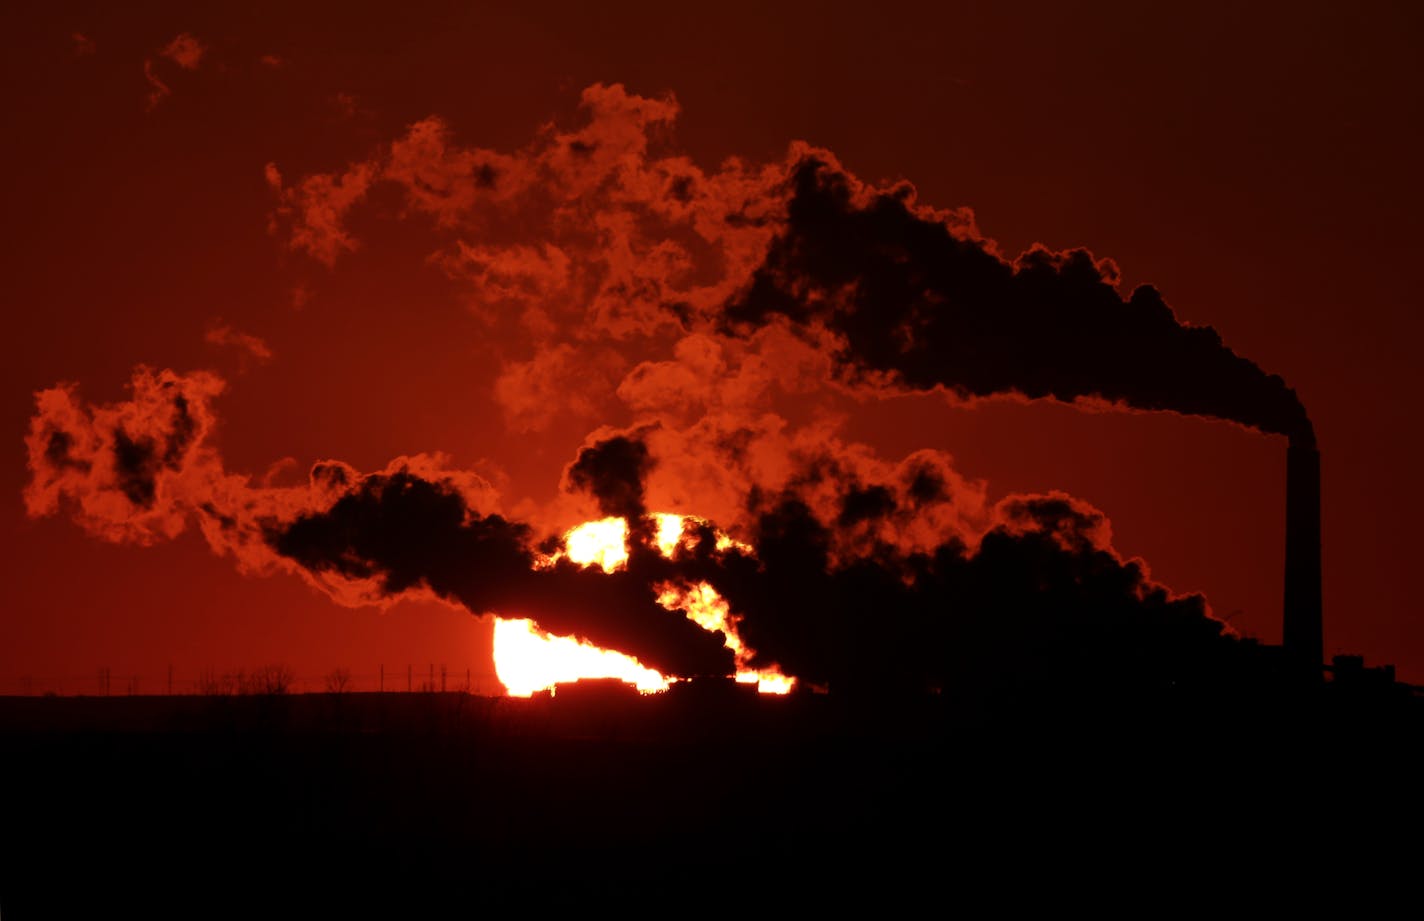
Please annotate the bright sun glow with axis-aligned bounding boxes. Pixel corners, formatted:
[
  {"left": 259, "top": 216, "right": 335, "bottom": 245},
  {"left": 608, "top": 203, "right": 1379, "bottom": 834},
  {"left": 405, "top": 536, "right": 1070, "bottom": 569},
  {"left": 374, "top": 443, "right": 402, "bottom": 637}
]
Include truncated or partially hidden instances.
[
  {"left": 564, "top": 517, "right": 629, "bottom": 573},
  {"left": 654, "top": 513, "right": 684, "bottom": 556},
  {"left": 656, "top": 581, "right": 795, "bottom": 694},
  {"left": 494, "top": 618, "right": 671, "bottom": 696},
  {"left": 494, "top": 513, "right": 796, "bottom": 696}
]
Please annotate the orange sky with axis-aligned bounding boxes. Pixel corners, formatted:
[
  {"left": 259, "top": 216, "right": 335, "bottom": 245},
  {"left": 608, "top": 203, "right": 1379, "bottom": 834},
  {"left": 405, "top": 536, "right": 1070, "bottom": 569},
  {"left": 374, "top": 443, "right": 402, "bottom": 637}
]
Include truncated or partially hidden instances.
[{"left": 3, "top": 1, "right": 1421, "bottom": 690}]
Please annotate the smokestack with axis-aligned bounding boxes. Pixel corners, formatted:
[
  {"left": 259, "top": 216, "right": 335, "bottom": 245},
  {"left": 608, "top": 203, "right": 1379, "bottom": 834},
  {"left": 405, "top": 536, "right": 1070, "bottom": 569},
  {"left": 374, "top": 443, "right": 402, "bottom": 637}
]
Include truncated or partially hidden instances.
[{"left": 1282, "top": 433, "right": 1323, "bottom": 681}]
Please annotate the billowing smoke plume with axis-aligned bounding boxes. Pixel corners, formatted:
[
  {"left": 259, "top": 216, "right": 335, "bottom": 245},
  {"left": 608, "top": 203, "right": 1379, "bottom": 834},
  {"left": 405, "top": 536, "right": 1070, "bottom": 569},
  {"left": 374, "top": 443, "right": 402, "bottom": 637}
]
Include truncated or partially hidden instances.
[
  {"left": 724, "top": 154, "right": 1314, "bottom": 447},
  {"left": 24, "top": 369, "right": 730, "bottom": 677},
  {"left": 25, "top": 370, "right": 1247, "bottom": 694},
  {"left": 23, "top": 86, "right": 1313, "bottom": 695},
  {"left": 265, "top": 84, "right": 1312, "bottom": 446},
  {"left": 565, "top": 431, "right": 656, "bottom": 523},
  {"left": 569, "top": 430, "right": 1239, "bottom": 696},
  {"left": 23, "top": 367, "right": 226, "bottom": 544},
  {"left": 266, "top": 467, "right": 731, "bottom": 677}
]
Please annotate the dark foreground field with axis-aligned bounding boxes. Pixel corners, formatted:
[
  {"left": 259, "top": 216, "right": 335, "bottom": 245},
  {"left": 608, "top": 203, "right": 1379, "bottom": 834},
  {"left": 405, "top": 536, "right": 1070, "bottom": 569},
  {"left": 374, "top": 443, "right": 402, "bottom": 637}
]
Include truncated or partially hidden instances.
[{"left": 1, "top": 685, "right": 1420, "bottom": 916}]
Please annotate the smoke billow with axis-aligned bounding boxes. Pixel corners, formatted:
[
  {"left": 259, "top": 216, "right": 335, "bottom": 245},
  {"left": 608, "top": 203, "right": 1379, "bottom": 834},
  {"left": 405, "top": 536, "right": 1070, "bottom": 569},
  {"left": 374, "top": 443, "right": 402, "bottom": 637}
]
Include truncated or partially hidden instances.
[
  {"left": 612, "top": 434, "right": 1237, "bottom": 696},
  {"left": 565, "top": 431, "right": 656, "bottom": 523},
  {"left": 724, "top": 154, "right": 1314, "bottom": 447},
  {"left": 23, "top": 367, "right": 226, "bottom": 545},
  {"left": 264, "top": 85, "right": 1313, "bottom": 446},
  {"left": 267, "top": 466, "right": 732, "bottom": 677},
  {"left": 23, "top": 370, "right": 731, "bottom": 677},
  {"left": 22, "top": 85, "right": 1315, "bottom": 695},
  {"left": 24, "top": 373, "right": 1237, "bottom": 692}
]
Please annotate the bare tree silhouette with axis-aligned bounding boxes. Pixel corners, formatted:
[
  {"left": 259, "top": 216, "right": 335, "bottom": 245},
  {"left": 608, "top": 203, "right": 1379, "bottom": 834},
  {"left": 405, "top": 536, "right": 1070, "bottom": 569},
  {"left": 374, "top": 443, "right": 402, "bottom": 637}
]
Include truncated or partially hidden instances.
[{"left": 243, "top": 665, "right": 295, "bottom": 695}]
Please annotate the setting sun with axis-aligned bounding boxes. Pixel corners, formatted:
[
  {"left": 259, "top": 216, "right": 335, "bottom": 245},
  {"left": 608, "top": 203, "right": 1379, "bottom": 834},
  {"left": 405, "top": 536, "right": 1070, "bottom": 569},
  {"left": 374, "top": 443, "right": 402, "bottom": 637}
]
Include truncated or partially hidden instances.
[{"left": 495, "top": 513, "right": 794, "bottom": 695}]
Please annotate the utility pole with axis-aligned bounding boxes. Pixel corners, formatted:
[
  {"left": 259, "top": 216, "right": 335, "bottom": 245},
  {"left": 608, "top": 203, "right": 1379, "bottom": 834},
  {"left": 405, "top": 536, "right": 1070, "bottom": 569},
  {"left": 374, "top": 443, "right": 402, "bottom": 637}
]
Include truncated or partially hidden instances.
[
  {"left": 440, "top": 664, "right": 447, "bottom": 693},
  {"left": 379, "top": 664, "right": 384, "bottom": 692},
  {"left": 407, "top": 664, "right": 411, "bottom": 693}
]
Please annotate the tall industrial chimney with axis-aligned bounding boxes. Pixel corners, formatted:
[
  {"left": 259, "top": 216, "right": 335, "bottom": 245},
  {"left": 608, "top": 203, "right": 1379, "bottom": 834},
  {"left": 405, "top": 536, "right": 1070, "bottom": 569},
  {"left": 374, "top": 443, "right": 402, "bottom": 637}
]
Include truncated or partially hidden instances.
[{"left": 1282, "top": 434, "right": 1323, "bottom": 680}]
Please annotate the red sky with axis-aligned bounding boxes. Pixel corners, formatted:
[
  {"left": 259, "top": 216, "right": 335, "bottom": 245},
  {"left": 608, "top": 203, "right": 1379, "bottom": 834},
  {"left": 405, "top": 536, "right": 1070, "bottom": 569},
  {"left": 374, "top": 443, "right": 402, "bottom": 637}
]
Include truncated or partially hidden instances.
[{"left": 3, "top": 1, "right": 1421, "bottom": 691}]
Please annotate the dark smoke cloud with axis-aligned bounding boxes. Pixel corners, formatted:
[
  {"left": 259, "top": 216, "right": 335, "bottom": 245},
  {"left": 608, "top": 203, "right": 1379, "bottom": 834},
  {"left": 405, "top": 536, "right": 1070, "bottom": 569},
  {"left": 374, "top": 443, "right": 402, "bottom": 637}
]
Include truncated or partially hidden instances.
[
  {"left": 270, "top": 435, "right": 1252, "bottom": 695},
  {"left": 26, "top": 370, "right": 1249, "bottom": 694},
  {"left": 266, "top": 466, "right": 732, "bottom": 677},
  {"left": 565, "top": 431, "right": 656, "bottom": 523},
  {"left": 23, "top": 371, "right": 730, "bottom": 678},
  {"left": 724, "top": 154, "right": 1314, "bottom": 447},
  {"left": 268, "top": 85, "right": 1312, "bottom": 450},
  {"left": 636, "top": 437, "right": 1246, "bottom": 697},
  {"left": 26, "top": 86, "right": 1313, "bottom": 696}
]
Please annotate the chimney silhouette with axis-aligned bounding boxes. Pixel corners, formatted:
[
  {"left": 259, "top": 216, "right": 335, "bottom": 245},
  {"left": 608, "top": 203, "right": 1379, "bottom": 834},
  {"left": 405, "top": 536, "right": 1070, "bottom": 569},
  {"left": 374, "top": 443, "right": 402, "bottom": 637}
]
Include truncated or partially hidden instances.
[{"left": 1282, "top": 434, "right": 1323, "bottom": 680}]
